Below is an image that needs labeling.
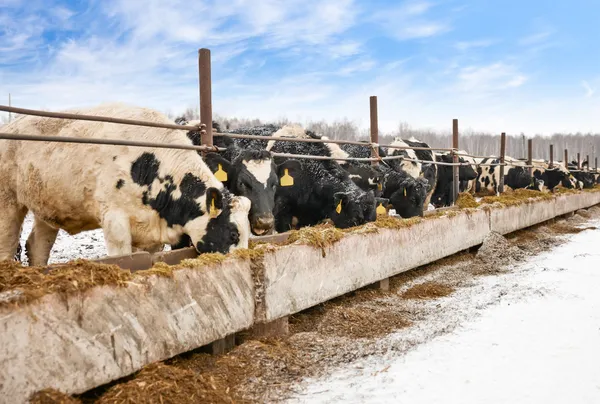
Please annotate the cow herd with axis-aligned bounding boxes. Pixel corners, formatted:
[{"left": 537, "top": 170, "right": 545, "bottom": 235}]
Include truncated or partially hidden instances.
[{"left": 0, "top": 103, "right": 598, "bottom": 266}]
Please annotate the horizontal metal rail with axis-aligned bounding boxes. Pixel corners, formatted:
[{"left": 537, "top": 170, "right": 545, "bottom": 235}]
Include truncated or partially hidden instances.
[
  {"left": 0, "top": 105, "right": 203, "bottom": 131},
  {"left": 0, "top": 132, "right": 223, "bottom": 153},
  {"left": 1, "top": 104, "right": 454, "bottom": 153}
]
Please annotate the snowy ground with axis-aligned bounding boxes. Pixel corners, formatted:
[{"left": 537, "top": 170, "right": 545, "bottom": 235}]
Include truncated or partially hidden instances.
[
  {"left": 18, "top": 213, "right": 107, "bottom": 265},
  {"left": 286, "top": 219, "right": 600, "bottom": 403}
]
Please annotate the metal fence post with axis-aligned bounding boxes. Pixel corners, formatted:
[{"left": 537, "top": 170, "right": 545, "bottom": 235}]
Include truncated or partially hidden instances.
[
  {"left": 549, "top": 145, "right": 554, "bottom": 168},
  {"left": 452, "top": 119, "right": 459, "bottom": 205},
  {"left": 564, "top": 149, "right": 568, "bottom": 168},
  {"left": 586, "top": 154, "right": 589, "bottom": 170},
  {"left": 527, "top": 138, "right": 533, "bottom": 176},
  {"left": 369, "top": 96, "right": 379, "bottom": 166},
  {"left": 596, "top": 157, "right": 598, "bottom": 172},
  {"left": 498, "top": 132, "right": 506, "bottom": 194},
  {"left": 199, "top": 48, "right": 213, "bottom": 154},
  {"left": 577, "top": 153, "right": 581, "bottom": 170}
]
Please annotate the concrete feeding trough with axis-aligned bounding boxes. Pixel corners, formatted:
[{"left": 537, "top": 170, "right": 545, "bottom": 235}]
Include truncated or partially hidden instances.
[{"left": 1, "top": 190, "right": 600, "bottom": 403}]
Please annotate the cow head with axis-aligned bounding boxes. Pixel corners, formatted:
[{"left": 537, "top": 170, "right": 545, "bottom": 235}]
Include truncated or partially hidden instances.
[
  {"left": 179, "top": 189, "right": 251, "bottom": 254},
  {"left": 383, "top": 171, "right": 428, "bottom": 218},
  {"left": 331, "top": 190, "right": 377, "bottom": 229},
  {"left": 204, "top": 151, "right": 301, "bottom": 236},
  {"left": 344, "top": 164, "right": 385, "bottom": 195}
]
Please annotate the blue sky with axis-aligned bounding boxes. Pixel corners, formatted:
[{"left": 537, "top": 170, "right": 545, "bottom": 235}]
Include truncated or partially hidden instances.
[{"left": 1, "top": 0, "right": 599, "bottom": 135}]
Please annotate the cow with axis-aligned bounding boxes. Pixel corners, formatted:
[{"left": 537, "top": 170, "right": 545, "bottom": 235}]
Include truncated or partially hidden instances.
[
  {"left": 304, "top": 136, "right": 385, "bottom": 196},
  {"left": 381, "top": 169, "right": 429, "bottom": 218},
  {"left": 431, "top": 152, "right": 478, "bottom": 208},
  {"left": 476, "top": 157, "right": 575, "bottom": 195},
  {"left": 339, "top": 141, "right": 431, "bottom": 216},
  {"left": 568, "top": 161, "right": 596, "bottom": 189},
  {"left": 0, "top": 103, "right": 251, "bottom": 266},
  {"left": 382, "top": 137, "right": 438, "bottom": 209},
  {"left": 175, "top": 118, "right": 300, "bottom": 236},
  {"left": 219, "top": 124, "right": 379, "bottom": 232}
]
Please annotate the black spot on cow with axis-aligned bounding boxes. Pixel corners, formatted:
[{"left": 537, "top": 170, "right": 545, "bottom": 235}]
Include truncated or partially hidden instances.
[
  {"left": 129, "top": 153, "right": 217, "bottom": 228},
  {"left": 115, "top": 179, "right": 125, "bottom": 189},
  {"left": 179, "top": 173, "right": 207, "bottom": 199},
  {"left": 131, "top": 152, "right": 160, "bottom": 187}
]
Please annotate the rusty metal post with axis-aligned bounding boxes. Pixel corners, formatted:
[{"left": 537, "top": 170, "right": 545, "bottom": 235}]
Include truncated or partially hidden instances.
[
  {"left": 577, "top": 152, "right": 581, "bottom": 170},
  {"left": 586, "top": 155, "right": 589, "bottom": 170},
  {"left": 564, "top": 149, "right": 568, "bottom": 169},
  {"left": 596, "top": 157, "right": 598, "bottom": 171},
  {"left": 199, "top": 48, "right": 213, "bottom": 153},
  {"left": 369, "top": 96, "right": 379, "bottom": 166},
  {"left": 549, "top": 145, "right": 554, "bottom": 168},
  {"left": 498, "top": 132, "right": 506, "bottom": 194},
  {"left": 527, "top": 138, "right": 533, "bottom": 176},
  {"left": 452, "top": 119, "right": 459, "bottom": 205}
]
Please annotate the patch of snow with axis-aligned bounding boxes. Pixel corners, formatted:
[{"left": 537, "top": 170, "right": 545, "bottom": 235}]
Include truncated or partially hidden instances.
[
  {"left": 287, "top": 221, "right": 600, "bottom": 404},
  {"left": 427, "top": 203, "right": 435, "bottom": 211},
  {"left": 19, "top": 213, "right": 107, "bottom": 265}
]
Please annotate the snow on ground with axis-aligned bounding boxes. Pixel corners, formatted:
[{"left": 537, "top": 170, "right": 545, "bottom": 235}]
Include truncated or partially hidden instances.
[
  {"left": 286, "top": 220, "right": 600, "bottom": 404},
  {"left": 19, "top": 213, "right": 107, "bottom": 265}
]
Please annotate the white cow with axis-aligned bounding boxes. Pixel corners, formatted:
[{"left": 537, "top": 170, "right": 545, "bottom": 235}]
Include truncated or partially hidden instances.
[{"left": 0, "top": 103, "right": 250, "bottom": 266}]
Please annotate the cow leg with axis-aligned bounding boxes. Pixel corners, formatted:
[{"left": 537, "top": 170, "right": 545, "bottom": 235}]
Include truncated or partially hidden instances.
[
  {"left": 0, "top": 200, "right": 27, "bottom": 262},
  {"left": 26, "top": 217, "right": 59, "bottom": 266},
  {"left": 102, "top": 210, "right": 132, "bottom": 256}
]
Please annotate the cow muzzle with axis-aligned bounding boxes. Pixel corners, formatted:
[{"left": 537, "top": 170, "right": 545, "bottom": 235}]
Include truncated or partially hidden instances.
[{"left": 251, "top": 214, "right": 275, "bottom": 236}]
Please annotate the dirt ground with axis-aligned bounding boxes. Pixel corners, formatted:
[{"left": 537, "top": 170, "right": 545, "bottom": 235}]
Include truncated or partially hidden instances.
[{"left": 40, "top": 207, "right": 600, "bottom": 404}]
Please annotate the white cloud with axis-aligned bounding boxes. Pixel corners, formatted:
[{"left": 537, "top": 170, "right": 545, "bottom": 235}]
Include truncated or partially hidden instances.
[
  {"left": 582, "top": 81, "right": 595, "bottom": 98},
  {"left": 519, "top": 30, "right": 552, "bottom": 46},
  {"left": 454, "top": 63, "right": 528, "bottom": 95},
  {"left": 371, "top": 0, "right": 451, "bottom": 40},
  {"left": 454, "top": 39, "right": 496, "bottom": 52}
]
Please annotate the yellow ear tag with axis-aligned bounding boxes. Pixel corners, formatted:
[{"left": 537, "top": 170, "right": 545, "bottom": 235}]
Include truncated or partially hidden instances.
[
  {"left": 377, "top": 183, "right": 383, "bottom": 191},
  {"left": 209, "top": 198, "right": 218, "bottom": 218},
  {"left": 376, "top": 203, "right": 386, "bottom": 215},
  {"left": 214, "top": 164, "right": 228, "bottom": 182},
  {"left": 280, "top": 168, "right": 294, "bottom": 187},
  {"left": 336, "top": 200, "right": 342, "bottom": 214},
  {"left": 403, "top": 188, "right": 407, "bottom": 197}
]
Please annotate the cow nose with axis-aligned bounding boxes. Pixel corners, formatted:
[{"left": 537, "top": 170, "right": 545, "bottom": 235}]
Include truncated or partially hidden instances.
[{"left": 255, "top": 215, "right": 274, "bottom": 228}]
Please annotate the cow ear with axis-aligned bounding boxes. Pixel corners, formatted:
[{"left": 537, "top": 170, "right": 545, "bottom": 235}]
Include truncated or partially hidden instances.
[
  {"left": 205, "top": 187, "right": 224, "bottom": 219},
  {"left": 333, "top": 192, "right": 350, "bottom": 214},
  {"left": 277, "top": 159, "right": 301, "bottom": 187},
  {"left": 204, "top": 153, "right": 232, "bottom": 183}
]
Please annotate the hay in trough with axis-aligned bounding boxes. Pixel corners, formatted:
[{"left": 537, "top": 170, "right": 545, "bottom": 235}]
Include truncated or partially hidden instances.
[
  {"left": 480, "top": 189, "right": 553, "bottom": 207},
  {"left": 0, "top": 259, "right": 132, "bottom": 307},
  {"left": 456, "top": 193, "right": 480, "bottom": 209}
]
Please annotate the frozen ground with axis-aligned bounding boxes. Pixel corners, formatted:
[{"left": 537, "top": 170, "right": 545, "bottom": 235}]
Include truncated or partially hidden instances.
[
  {"left": 18, "top": 213, "right": 107, "bottom": 265},
  {"left": 286, "top": 220, "right": 600, "bottom": 404}
]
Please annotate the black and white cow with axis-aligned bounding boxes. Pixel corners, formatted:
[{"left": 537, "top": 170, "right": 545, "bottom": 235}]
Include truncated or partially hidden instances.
[
  {"left": 338, "top": 141, "right": 431, "bottom": 216},
  {"left": 475, "top": 157, "right": 577, "bottom": 194},
  {"left": 0, "top": 104, "right": 251, "bottom": 265},
  {"left": 382, "top": 137, "right": 438, "bottom": 209},
  {"left": 177, "top": 118, "right": 300, "bottom": 236},
  {"left": 220, "top": 124, "right": 379, "bottom": 232},
  {"left": 568, "top": 161, "right": 596, "bottom": 189},
  {"left": 431, "top": 153, "right": 478, "bottom": 208}
]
